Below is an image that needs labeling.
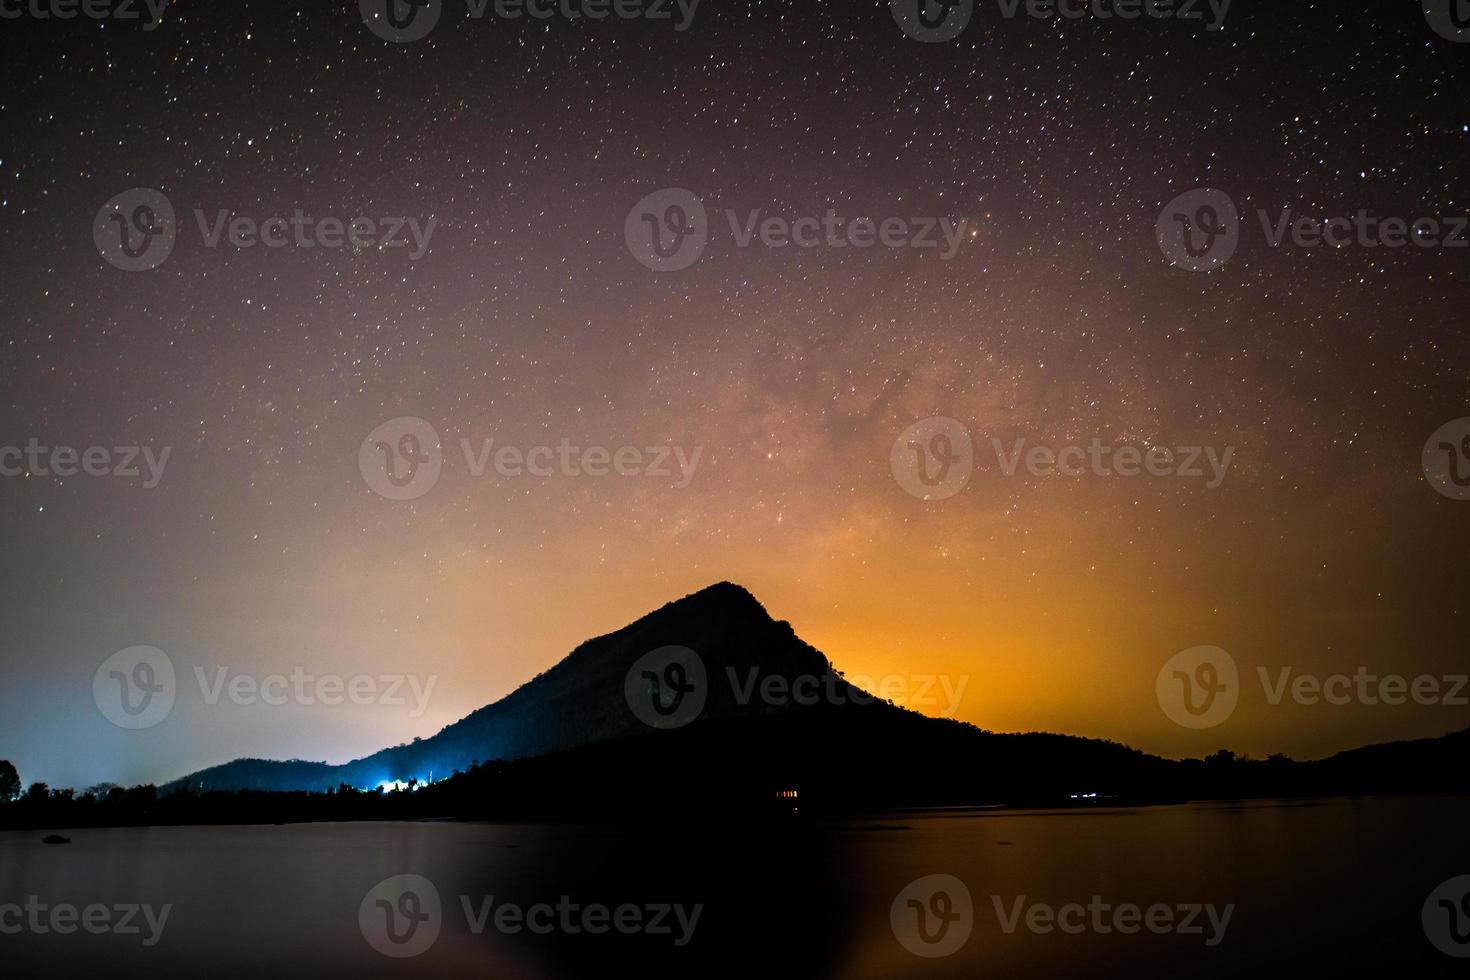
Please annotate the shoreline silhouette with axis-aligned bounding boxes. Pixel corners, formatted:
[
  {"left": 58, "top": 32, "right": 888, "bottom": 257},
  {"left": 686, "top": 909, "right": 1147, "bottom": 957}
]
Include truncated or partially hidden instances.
[{"left": 5, "top": 584, "right": 1466, "bottom": 831}]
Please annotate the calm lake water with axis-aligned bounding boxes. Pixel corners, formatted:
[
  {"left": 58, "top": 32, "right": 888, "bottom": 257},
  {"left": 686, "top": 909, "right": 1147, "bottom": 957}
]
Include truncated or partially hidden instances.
[{"left": 2, "top": 797, "right": 1466, "bottom": 978}]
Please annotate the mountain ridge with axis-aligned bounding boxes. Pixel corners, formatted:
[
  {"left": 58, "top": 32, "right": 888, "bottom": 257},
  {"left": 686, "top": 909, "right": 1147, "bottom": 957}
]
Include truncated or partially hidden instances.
[{"left": 163, "top": 582, "right": 1470, "bottom": 807}]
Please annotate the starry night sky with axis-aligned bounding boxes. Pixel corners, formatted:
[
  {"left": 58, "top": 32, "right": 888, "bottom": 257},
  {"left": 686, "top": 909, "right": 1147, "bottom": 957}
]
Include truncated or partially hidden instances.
[{"left": 1, "top": 0, "right": 1467, "bottom": 789}]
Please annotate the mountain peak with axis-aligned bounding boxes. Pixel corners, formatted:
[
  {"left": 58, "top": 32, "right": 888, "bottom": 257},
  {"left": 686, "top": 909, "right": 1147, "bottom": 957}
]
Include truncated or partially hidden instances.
[{"left": 668, "top": 581, "right": 769, "bottom": 616}]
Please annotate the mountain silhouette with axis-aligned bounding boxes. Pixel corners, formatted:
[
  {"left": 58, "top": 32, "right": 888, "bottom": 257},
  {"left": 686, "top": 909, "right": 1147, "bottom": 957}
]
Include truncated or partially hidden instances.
[
  {"left": 163, "top": 582, "right": 1469, "bottom": 810},
  {"left": 169, "top": 583, "right": 860, "bottom": 792}
]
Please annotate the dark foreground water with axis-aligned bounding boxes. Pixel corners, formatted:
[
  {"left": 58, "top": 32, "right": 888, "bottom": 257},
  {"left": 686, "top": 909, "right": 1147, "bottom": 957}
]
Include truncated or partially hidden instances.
[{"left": 2, "top": 796, "right": 1467, "bottom": 978}]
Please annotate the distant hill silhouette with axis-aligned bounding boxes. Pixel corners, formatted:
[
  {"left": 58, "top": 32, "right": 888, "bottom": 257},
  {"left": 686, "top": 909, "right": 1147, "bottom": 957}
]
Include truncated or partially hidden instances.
[{"left": 156, "top": 582, "right": 1470, "bottom": 811}]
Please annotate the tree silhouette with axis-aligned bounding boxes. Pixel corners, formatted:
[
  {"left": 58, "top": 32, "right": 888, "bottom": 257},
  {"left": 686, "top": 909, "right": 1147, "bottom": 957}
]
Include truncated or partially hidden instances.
[{"left": 0, "top": 760, "right": 18, "bottom": 802}]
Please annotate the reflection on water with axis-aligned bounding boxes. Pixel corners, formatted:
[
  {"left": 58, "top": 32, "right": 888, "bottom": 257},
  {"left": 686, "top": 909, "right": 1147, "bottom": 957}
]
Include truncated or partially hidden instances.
[{"left": 1, "top": 797, "right": 1466, "bottom": 978}]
